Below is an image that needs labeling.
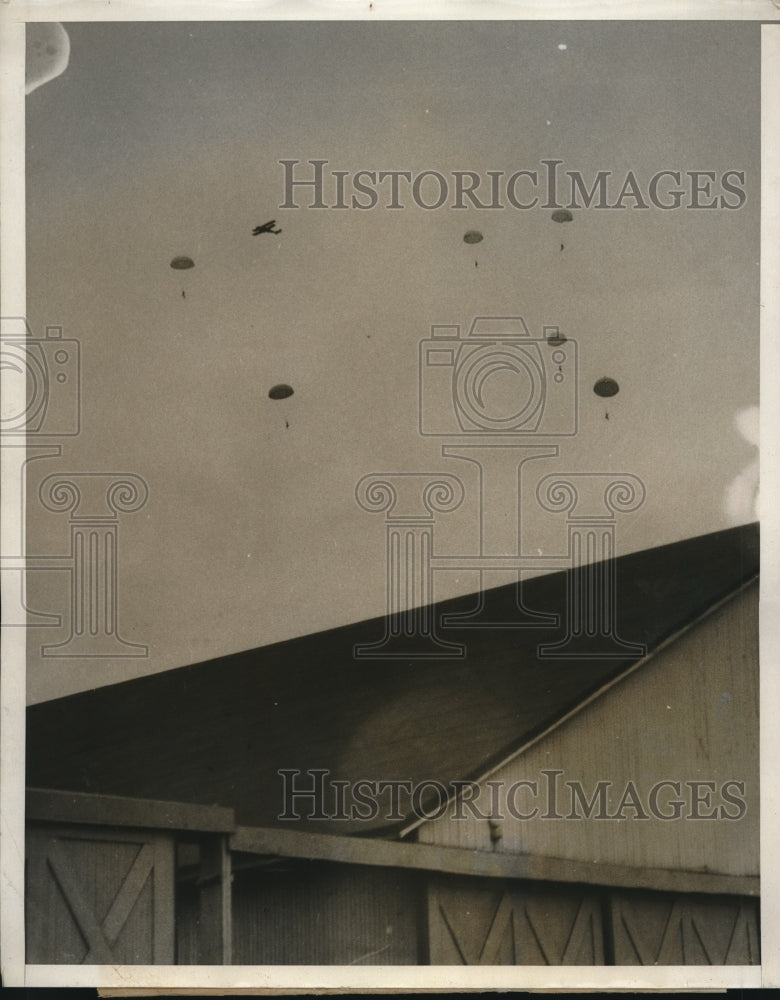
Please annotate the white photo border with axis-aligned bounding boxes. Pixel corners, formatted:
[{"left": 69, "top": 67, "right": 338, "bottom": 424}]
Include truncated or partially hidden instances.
[{"left": 1, "top": 2, "right": 777, "bottom": 990}]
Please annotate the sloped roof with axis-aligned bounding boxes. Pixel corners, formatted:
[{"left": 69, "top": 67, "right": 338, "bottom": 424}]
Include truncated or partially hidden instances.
[{"left": 27, "top": 522, "right": 758, "bottom": 835}]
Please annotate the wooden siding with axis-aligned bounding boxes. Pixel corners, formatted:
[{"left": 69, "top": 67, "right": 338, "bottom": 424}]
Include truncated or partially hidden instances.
[
  {"left": 426, "top": 876, "right": 759, "bottom": 966},
  {"left": 174, "top": 879, "right": 201, "bottom": 966},
  {"left": 228, "top": 861, "right": 422, "bottom": 965},
  {"left": 610, "top": 889, "right": 760, "bottom": 965},
  {"left": 26, "top": 823, "right": 175, "bottom": 964},
  {"left": 418, "top": 582, "right": 758, "bottom": 879},
  {"left": 428, "top": 875, "right": 604, "bottom": 964}
]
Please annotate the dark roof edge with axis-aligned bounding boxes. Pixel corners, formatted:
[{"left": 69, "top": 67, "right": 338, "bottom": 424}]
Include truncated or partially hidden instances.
[
  {"left": 30, "top": 522, "right": 759, "bottom": 710},
  {"left": 398, "top": 571, "right": 759, "bottom": 840}
]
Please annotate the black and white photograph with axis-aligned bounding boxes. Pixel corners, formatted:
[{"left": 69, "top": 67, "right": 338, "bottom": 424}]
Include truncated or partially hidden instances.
[{"left": 1, "top": 3, "right": 778, "bottom": 991}]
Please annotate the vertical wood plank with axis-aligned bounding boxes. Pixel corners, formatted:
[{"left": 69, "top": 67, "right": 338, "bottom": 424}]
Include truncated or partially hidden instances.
[
  {"left": 197, "top": 835, "right": 232, "bottom": 964},
  {"left": 230, "top": 861, "right": 420, "bottom": 965},
  {"left": 152, "top": 834, "right": 175, "bottom": 964}
]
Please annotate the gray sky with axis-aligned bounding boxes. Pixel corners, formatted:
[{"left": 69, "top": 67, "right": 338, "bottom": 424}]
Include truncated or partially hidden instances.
[{"left": 24, "top": 20, "right": 760, "bottom": 703}]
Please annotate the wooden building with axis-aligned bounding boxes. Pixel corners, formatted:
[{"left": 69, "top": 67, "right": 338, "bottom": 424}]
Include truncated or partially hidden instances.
[{"left": 25, "top": 523, "right": 759, "bottom": 966}]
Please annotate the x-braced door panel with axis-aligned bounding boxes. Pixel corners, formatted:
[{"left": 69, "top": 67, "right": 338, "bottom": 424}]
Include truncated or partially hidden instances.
[
  {"left": 26, "top": 823, "right": 175, "bottom": 964},
  {"left": 427, "top": 876, "right": 603, "bottom": 965},
  {"left": 610, "top": 890, "right": 759, "bottom": 965}
]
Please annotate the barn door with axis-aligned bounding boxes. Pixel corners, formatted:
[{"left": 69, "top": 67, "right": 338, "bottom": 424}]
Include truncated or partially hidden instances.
[
  {"left": 427, "top": 875, "right": 603, "bottom": 965},
  {"left": 610, "top": 890, "right": 760, "bottom": 965},
  {"left": 26, "top": 823, "right": 175, "bottom": 964}
]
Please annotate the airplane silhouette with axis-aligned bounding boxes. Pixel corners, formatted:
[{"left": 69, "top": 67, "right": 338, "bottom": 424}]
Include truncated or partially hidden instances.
[{"left": 253, "top": 220, "right": 282, "bottom": 235}]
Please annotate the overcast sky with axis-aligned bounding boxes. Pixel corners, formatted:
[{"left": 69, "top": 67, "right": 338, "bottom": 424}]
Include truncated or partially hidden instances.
[{"left": 24, "top": 20, "right": 759, "bottom": 703}]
